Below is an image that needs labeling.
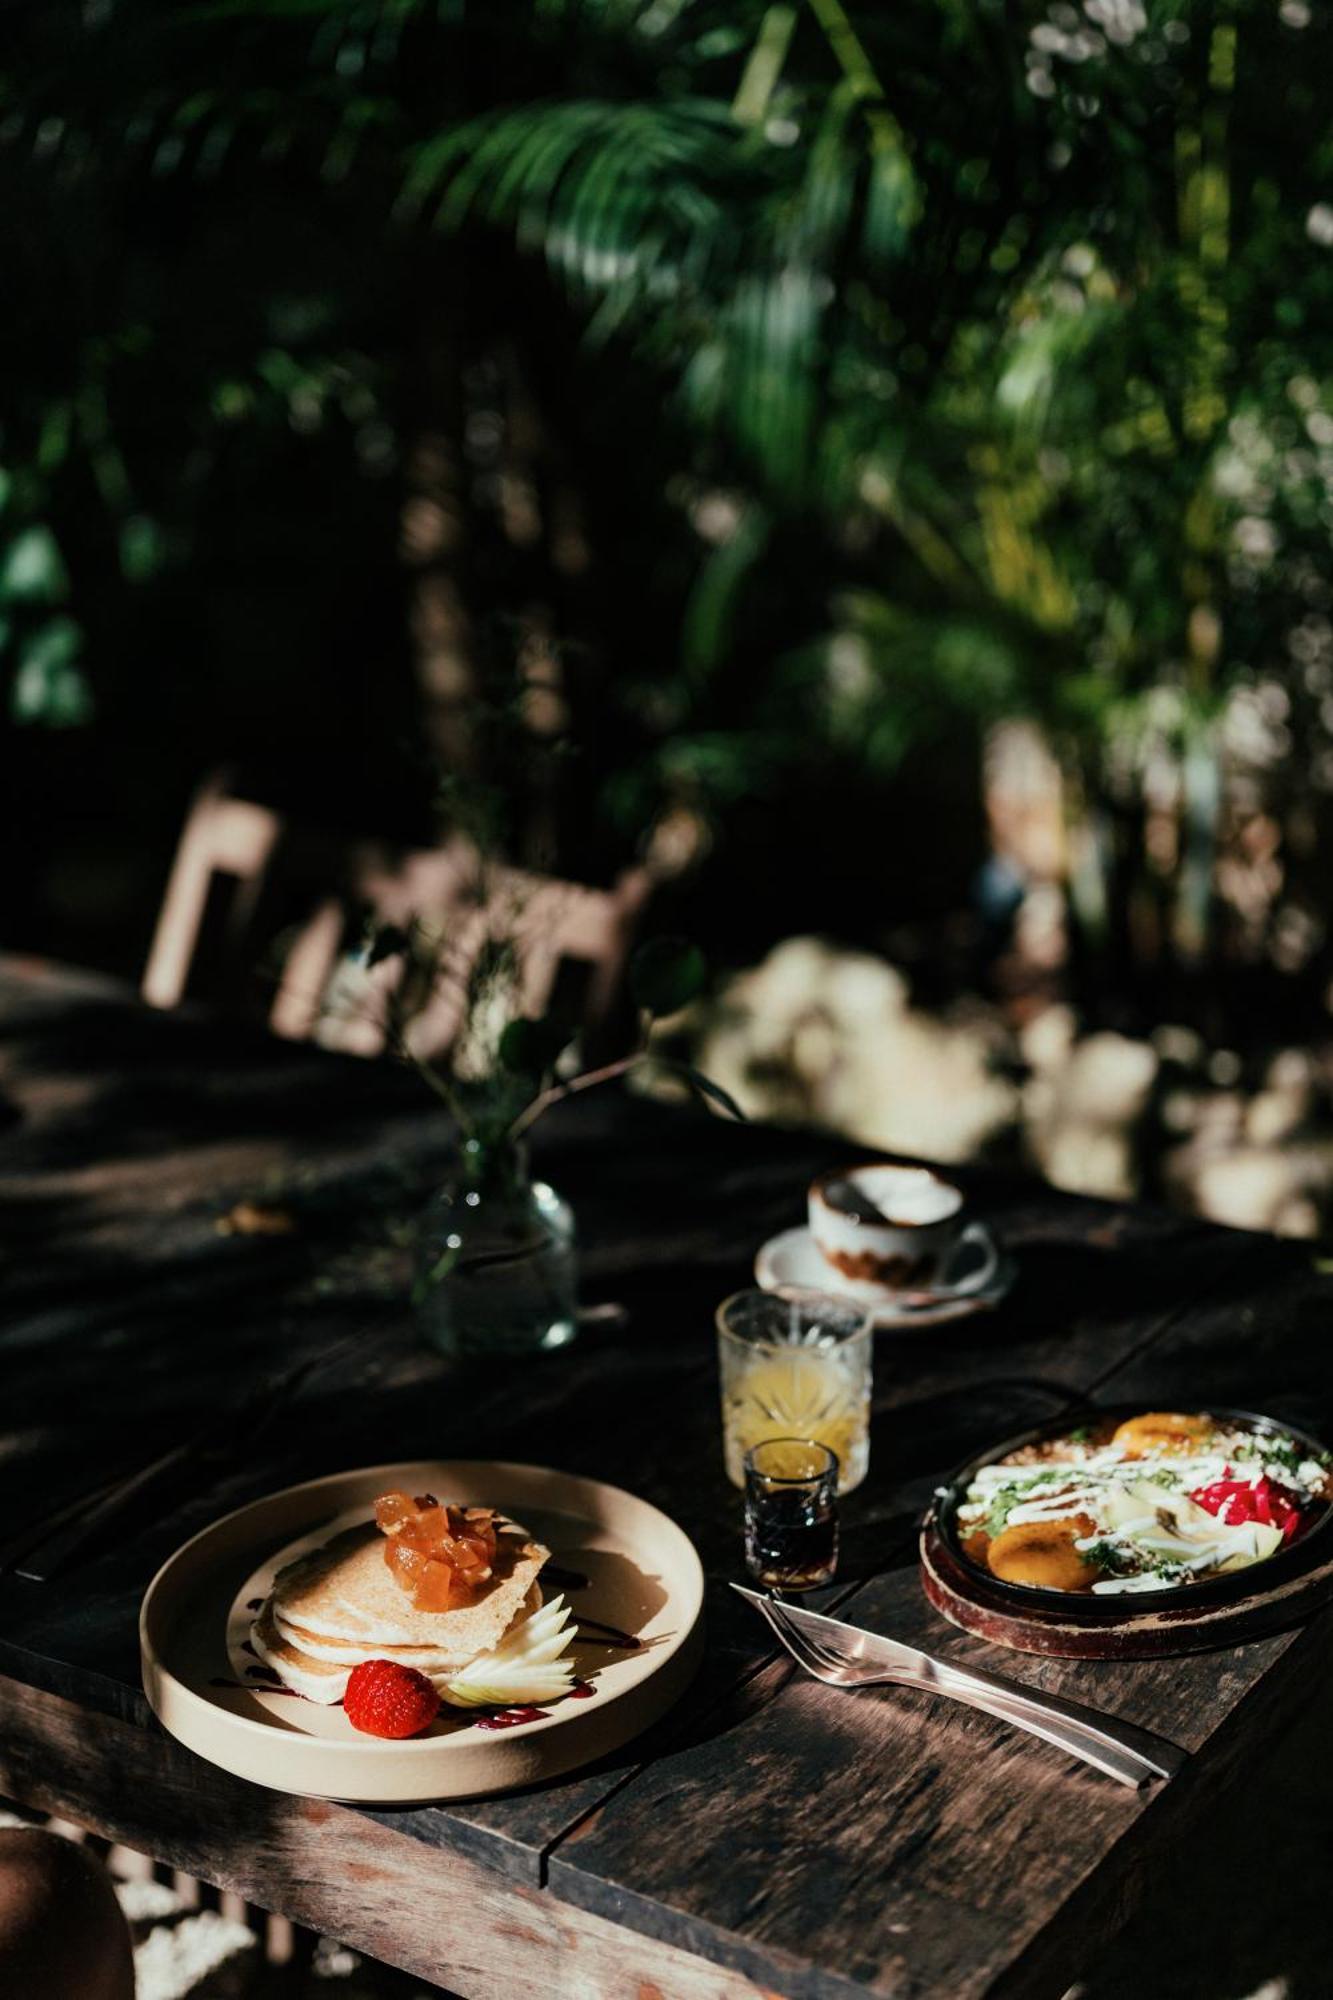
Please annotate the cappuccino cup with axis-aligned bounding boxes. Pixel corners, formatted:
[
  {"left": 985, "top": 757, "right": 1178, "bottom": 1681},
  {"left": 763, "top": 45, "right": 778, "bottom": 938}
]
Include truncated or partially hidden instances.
[{"left": 808, "top": 1162, "right": 997, "bottom": 1302}]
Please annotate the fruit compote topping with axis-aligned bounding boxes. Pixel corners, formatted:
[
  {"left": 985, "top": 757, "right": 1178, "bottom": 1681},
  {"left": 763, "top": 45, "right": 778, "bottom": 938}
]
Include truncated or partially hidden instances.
[{"left": 374, "top": 1490, "right": 500, "bottom": 1612}]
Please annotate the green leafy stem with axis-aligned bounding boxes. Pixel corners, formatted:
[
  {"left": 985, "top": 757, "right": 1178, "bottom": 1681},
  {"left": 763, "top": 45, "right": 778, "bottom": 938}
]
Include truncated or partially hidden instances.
[{"left": 378, "top": 930, "right": 744, "bottom": 1147}]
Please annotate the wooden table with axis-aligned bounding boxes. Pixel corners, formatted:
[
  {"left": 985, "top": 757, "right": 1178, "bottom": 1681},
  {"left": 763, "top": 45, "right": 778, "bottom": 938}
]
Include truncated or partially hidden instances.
[{"left": 2, "top": 955, "right": 1330, "bottom": 2000}]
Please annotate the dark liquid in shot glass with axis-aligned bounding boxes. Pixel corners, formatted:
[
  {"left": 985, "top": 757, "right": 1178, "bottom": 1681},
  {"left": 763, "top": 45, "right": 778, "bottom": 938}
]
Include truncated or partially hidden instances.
[{"left": 745, "top": 1487, "right": 838, "bottom": 1590}]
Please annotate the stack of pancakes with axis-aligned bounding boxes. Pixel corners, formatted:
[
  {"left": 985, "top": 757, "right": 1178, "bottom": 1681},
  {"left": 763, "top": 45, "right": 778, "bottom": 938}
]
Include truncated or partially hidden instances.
[{"left": 250, "top": 1520, "right": 551, "bottom": 1704}]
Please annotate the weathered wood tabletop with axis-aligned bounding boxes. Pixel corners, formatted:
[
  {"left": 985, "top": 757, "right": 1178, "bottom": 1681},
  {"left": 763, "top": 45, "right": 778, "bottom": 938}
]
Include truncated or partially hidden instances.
[{"left": 2, "top": 954, "right": 1330, "bottom": 2000}]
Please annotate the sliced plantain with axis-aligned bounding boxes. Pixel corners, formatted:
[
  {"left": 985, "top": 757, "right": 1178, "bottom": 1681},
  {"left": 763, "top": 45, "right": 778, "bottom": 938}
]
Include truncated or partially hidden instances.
[
  {"left": 1111, "top": 1411, "right": 1215, "bottom": 1458},
  {"left": 987, "top": 1513, "right": 1099, "bottom": 1592},
  {"left": 961, "top": 1527, "right": 991, "bottom": 1568}
]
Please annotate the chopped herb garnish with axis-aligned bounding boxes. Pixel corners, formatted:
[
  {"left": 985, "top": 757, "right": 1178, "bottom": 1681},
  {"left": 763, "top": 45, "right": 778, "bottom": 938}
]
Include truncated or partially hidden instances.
[
  {"left": 1084, "top": 1540, "right": 1131, "bottom": 1576},
  {"left": 982, "top": 1469, "right": 1066, "bottom": 1538},
  {"left": 1144, "top": 1467, "right": 1181, "bottom": 1490},
  {"left": 1068, "top": 1425, "right": 1092, "bottom": 1443}
]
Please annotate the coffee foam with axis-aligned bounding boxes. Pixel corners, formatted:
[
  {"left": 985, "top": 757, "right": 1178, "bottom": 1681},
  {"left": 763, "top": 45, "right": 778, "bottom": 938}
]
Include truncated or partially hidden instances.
[{"left": 841, "top": 1166, "right": 961, "bottom": 1226}]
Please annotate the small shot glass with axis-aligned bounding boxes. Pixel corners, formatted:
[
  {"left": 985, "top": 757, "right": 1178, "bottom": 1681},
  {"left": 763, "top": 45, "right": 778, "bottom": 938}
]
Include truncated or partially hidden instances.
[{"left": 743, "top": 1437, "right": 840, "bottom": 1592}]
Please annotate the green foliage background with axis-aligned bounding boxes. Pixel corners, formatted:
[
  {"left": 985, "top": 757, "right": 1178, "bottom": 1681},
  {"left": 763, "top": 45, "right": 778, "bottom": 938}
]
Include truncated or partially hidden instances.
[{"left": 6, "top": 0, "right": 1333, "bottom": 1005}]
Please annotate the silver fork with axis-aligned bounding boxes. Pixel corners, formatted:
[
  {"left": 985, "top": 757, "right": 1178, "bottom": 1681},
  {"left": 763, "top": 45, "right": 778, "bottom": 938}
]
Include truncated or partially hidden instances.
[{"left": 745, "top": 1590, "right": 1184, "bottom": 1789}]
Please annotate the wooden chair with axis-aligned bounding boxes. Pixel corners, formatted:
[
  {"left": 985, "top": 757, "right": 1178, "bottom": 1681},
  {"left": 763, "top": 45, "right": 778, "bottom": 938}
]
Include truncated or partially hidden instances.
[
  {"left": 141, "top": 776, "right": 284, "bottom": 1012},
  {"left": 142, "top": 775, "right": 652, "bottom": 1060}
]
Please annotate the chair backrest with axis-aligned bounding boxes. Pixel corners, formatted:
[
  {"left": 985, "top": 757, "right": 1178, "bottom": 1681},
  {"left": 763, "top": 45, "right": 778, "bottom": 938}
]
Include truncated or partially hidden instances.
[
  {"left": 142, "top": 775, "right": 652, "bottom": 1059},
  {"left": 141, "top": 777, "right": 284, "bottom": 1011}
]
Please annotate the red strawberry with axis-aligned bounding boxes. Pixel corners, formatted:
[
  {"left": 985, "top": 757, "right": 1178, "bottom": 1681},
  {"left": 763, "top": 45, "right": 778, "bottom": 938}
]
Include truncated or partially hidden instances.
[{"left": 344, "top": 1660, "right": 441, "bottom": 1739}]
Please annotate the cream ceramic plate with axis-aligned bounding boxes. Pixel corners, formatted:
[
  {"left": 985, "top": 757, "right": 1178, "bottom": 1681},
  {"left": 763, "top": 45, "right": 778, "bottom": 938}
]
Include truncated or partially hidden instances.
[
  {"left": 140, "top": 1461, "right": 704, "bottom": 1803},
  {"left": 754, "top": 1225, "right": 1015, "bottom": 1328}
]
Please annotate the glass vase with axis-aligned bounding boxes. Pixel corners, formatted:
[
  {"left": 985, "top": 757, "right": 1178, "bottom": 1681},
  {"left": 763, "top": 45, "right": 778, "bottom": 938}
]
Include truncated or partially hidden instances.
[{"left": 415, "top": 1136, "right": 577, "bottom": 1360}]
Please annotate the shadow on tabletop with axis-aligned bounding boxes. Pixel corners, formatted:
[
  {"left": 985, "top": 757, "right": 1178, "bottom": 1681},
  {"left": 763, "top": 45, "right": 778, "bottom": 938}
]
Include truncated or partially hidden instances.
[
  {"left": 867, "top": 1378, "right": 1079, "bottom": 1491},
  {"left": 1068, "top": 1662, "right": 1333, "bottom": 2000},
  {"left": 990, "top": 1235, "right": 1228, "bottom": 1329}
]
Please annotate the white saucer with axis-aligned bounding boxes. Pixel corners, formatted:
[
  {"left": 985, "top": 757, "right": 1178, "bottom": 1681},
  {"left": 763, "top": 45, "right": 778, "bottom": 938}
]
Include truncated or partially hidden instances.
[{"left": 754, "top": 1226, "right": 1015, "bottom": 1330}]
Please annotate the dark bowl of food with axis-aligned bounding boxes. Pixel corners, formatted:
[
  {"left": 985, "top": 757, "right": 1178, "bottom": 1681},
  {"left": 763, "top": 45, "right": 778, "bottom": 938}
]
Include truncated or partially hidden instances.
[{"left": 920, "top": 1405, "right": 1333, "bottom": 1658}]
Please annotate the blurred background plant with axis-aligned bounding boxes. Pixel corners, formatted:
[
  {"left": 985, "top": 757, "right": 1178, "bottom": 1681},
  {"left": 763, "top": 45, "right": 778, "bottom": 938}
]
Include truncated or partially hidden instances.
[
  {"left": 7, "top": 0, "right": 1333, "bottom": 1228},
  {"left": 353, "top": 914, "right": 729, "bottom": 1154}
]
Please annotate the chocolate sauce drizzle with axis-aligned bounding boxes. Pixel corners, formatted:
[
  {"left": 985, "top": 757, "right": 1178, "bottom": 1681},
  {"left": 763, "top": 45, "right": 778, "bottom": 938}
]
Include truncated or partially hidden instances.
[
  {"left": 574, "top": 1615, "right": 641, "bottom": 1651},
  {"left": 210, "top": 1673, "right": 332, "bottom": 1703}
]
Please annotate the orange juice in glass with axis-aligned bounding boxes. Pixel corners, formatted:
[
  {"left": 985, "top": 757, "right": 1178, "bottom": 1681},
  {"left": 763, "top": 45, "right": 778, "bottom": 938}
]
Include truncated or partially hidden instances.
[{"left": 716, "top": 1290, "right": 872, "bottom": 1496}]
